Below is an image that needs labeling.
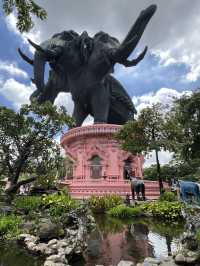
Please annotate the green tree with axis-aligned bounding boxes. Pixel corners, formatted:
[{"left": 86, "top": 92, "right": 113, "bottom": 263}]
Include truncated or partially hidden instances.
[
  {"left": 165, "top": 90, "right": 200, "bottom": 163},
  {"left": 2, "top": 0, "right": 47, "bottom": 32},
  {"left": 0, "top": 101, "right": 74, "bottom": 198},
  {"left": 144, "top": 164, "right": 176, "bottom": 182},
  {"left": 116, "top": 104, "right": 168, "bottom": 194}
]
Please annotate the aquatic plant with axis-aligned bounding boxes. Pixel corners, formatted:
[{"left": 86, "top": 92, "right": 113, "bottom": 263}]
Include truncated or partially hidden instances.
[
  {"left": 0, "top": 214, "right": 23, "bottom": 239},
  {"left": 159, "top": 191, "right": 177, "bottom": 202},
  {"left": 14, "top": 196, "right": 42, "bottom": 213},
  {"left": 108, "top": 205, "right": 143, "bottom": 219},
  {"left": 140, "top": 201, "right": 183, "bottom": 221},
  {"left": 14, "top": 192, "right": 78, "bottom": 216},
  {"left": 42, "top": 192, "right": 78, "bottom": 216},
  {"left": 196, "top": 229, "right": 200, "bottom": 243},
  {"left": 88, "top": 195, "right": 123, "bottom": 213}
]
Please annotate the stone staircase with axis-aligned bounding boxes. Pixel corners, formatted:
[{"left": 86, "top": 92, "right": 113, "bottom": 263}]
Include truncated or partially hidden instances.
[{"left": 60, "top": 179, "right": 169, "bottom": 200}]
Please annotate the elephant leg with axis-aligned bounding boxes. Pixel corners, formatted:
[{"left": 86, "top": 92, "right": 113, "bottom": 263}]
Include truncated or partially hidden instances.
[
  {"left": 131, "top": 184, "right": 135, "bottom": 200},
  {"left": 142, "top": 183, "right": 145, "bottom": 200},
  {"left": 91, "top": 83, "right": 110, "bottom": 123},
  {"left": 72, "top": 103, "right": 88, "bottom": 127},
  {"left": 135, "top": 184, "right": 140, "bottom": 200}
]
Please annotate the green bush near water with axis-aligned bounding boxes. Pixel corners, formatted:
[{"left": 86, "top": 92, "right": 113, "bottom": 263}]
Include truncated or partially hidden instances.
[
  {"left": 42, "top": 193, "right": 78, "bottom": 216},
  {"left": 0, "top": 215, "right": 23, "bottom": 239},
  {"left": 108, "top": 205, "right": 143, "bottom": 219},
  {"left": 196, "top": 229, "right": 200, "bottom": 243},
  {"left": 89, "top": 195, "right": 123, "bottom": 213},
  {"left": 108, "top": 199, "right": 183, "bottom": 221},
  {"left": 14, "top": 192, "right": 78, "bottom": 217},
  {"left": 139, "top": 201, "right": 183, "bottom": 221},
  {"left": 159, "top": 191, "right": 177, "bottom": 202},
  {"left": 14, "top": 196, "right": 42, "bottom": 213}
]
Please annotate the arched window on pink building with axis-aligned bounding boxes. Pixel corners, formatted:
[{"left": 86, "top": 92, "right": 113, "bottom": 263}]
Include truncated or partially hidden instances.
[{"left": 90, "top": 155, "right": 102, "bottom": 179}]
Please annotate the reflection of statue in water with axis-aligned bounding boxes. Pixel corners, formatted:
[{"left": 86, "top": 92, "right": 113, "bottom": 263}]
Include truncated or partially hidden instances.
[
  {"left": 127, "top": 223, "right": 153, "bottom": 260},
  {"left": 18, "top": 5, "right": 157, "bottom": 127}
]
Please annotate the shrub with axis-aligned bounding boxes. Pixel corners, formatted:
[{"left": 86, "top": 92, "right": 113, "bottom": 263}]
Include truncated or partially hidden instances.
[
  {"left": 14, "top": 196, "right": 42, "bottom": 213},
  {"left": 0, "top": 214, "right": 23, "bottom": 239},
  {"left": 159, "top": 192, "right": 177, "bottom": 202},
  {"left": 108, "top": 205, "right": 143, "bottom": 219},
  {"left": 42, "top": 192, "right": 78, "bottom": 216},
  {"left": 139, "top": 201, "right": 183, "bottom": 221},
  {"left": 196, "top": 229, "right": 200, "bottom": 243},
  {"left": 89, "top": 195, "right": 123, "bottom": 213}
]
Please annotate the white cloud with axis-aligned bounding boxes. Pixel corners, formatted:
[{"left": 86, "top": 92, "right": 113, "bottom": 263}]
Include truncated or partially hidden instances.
[
  {"left": 144, "top": 150, "right": 173, "bottom": 168},
  {"left": 5, "top": 13, "right": 42, "bottom": 53},
  {"left": 0, "top": 78, "right": 34, "bottom": 109},
  {"left": 133, "top": 87, "right": 192, "bottom": 113},
  {"left": 54, "top": 92, "right": 94, "bottom": 126},
  {"left": 54, "top": 92, "right": 74, "bottom": 116},
  {"left": 0, "top": 60, "right": 28, "bottom": 79},
  {"left": 153, "top": 49, "right": 178, "bottom": 67},
  {"left": 82, "top": 115, "right": 94, "bottom": 126},
  {"left": 134, "top": 87, "right": 192, "bottom": 167}
]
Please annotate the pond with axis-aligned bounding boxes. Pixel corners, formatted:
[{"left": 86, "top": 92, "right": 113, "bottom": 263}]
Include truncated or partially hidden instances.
[
  {"left": 0, "top": 242, "right": 44, "bottom": 266},
  {"left": 0, "top": 215, "right": 184, "bottom": 266},
  {"left": 83, "top": 215, "right": 184, "bottom": 266}
]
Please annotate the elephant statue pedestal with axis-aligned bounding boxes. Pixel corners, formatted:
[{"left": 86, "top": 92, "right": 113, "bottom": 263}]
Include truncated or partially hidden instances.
[{"left": 60, "top": 123, "right": 145, "bottom": 198}]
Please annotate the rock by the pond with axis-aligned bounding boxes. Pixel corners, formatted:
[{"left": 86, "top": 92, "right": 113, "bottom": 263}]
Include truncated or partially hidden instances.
[
  {"left": 175, "top": 253, "right": 186, "bottom": 263},
  {"left": 37, "top": 219, "right": 64, "bottom": 241},
  {"left": 137, "top": 256, "right": 177, "bottom": 266},
  {"left": 45, "top": 254, "right": 67, "bottom": 264},
  {"left": 18, "top": 233, "right": 39, "bottom": 244},
  {"left": 143, "top": 257, "right": 161, "bottom": 265},
  {"left": 44, "top": 262, "right": 68, "bottom": 266},
  {"left": 21, "top": 221, "right": 35, "bottom": 233},
  {"left": 17, "top": 205, "right": 95, "bottom": 266},
  {"left": 117, "top": 260, "right": 134, "bottom": 266}
]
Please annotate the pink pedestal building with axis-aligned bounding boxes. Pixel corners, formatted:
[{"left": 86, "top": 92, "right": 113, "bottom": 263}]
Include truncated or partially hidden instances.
[
  {"left": 60, "top": 124, "right": 165, "bottom": 199},
  {"left": 61, "top": 124, "right": 144, "bottom": 180}
]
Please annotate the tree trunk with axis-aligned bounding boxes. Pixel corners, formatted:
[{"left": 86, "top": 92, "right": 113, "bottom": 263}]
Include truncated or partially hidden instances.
[{"left": 155, "top": 149, "right": 163, "bottom": 194}]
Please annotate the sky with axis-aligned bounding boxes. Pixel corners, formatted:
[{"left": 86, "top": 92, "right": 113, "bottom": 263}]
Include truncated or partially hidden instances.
[{"left": 0, "top": 0, "right": 200, "bottom": 166}]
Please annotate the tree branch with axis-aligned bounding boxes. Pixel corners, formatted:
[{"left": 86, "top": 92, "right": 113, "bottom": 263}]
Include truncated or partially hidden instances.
[{"left": 16, "top": 176, "right": 37, "bottom": 188}]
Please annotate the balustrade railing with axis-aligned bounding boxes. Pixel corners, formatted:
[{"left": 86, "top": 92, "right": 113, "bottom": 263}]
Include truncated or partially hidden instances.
[{"left": 61, "top": 124, "right": 121, "bottom": 143}]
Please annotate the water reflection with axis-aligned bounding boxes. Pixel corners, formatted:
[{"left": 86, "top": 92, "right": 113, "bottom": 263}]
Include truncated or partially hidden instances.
[
  {"left": 85, "top": 215, "right": 184, "bottom": 266},
  {"left": 0, "top": 242, "right": 43, "bottom": 266},
  {"left": 0, "top": 217, "right": 184, "bottom": 266}
]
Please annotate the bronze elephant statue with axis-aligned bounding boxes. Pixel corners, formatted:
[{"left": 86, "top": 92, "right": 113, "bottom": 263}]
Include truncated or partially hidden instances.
[{"left": 18, "top": 5, "right": 157, "bottom": 127}]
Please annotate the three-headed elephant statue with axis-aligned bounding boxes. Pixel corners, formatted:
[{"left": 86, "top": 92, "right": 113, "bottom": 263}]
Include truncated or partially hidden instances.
[{"left": 18, "top": 5, "right": 157, "bottom": 127}]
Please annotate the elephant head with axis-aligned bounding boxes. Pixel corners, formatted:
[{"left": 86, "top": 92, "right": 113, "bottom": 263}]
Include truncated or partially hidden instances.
[{"left": 18, "top": 30, "right": 79, "bottom": 102}]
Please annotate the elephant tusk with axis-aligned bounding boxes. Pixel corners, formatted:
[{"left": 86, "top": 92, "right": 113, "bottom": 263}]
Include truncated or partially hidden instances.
[
  {"left": 122, "top": 46, "right": 148, "bottom": 67},
  {"left": 28, "top": 38, "right": 46, "bottom": 54},
  {"left": 18, "top": 48, "right": 34, "bottom": 65},
  {"left": 111, "top": 35, "right": 138, "bottom": 63}
]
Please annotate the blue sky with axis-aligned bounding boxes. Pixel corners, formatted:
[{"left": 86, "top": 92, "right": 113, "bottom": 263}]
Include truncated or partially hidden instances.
[{"left": 0, "top": 0, "right": 200, "bottom": 165}]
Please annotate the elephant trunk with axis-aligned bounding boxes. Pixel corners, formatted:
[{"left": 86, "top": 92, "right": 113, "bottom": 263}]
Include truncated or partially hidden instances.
[
  {"left": 110, "top": 4, "right": 157, "bottom": 64},
  {"left": 33, "top": 51, "right": 46, "bottom": 92}
]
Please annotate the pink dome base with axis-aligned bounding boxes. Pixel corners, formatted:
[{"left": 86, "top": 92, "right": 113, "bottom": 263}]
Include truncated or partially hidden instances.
[
  {"left": 60, "top": 124, "right": 167, "bottom": 199},
  {"left": 61, "top": 124, "right": 144, "bottom": 180}
]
